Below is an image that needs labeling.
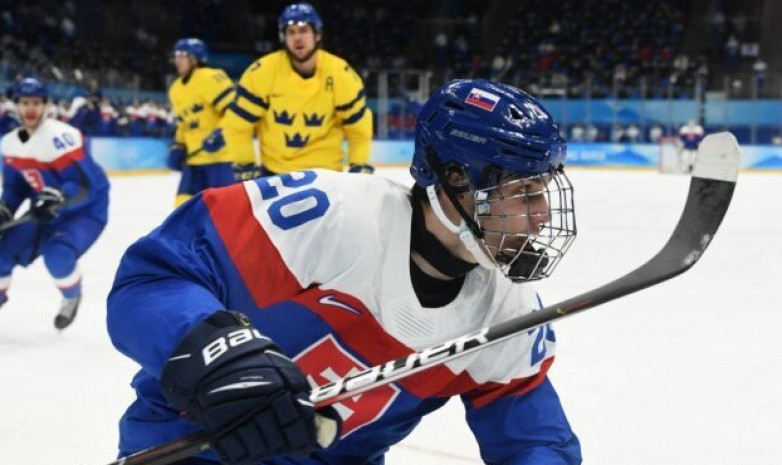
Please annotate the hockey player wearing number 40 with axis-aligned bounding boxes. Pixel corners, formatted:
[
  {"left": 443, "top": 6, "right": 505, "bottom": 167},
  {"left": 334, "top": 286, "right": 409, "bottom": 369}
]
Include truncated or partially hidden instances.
[
  {"left": 108, "top": 80, "right": 581, "bottom": 464},
  {"left": 0, "top": 77, "right": 109, "bottom": 329}
]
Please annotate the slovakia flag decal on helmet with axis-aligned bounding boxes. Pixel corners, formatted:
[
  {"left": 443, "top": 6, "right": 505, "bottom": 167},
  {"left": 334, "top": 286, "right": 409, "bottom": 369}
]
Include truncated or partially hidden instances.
[{"left": 465, "top": 88, "right": 500, "bottom": 112}]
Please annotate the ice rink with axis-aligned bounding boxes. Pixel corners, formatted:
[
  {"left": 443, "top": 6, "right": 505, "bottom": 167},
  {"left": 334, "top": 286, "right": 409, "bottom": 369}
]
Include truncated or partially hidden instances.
[{"left": 0, "top": 166, "right": 780, "bottom": 465}]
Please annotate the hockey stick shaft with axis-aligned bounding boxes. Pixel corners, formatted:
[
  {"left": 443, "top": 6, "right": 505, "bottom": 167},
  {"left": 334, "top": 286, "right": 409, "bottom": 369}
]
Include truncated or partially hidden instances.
[
  {"left": 186, "top": 148, "right": 204, "bottom": 159},
  {"left": 1, "top": 163, "right": 93, "bottom": 234},
  {"left": 107, "top": 133, "right": 739, "bottom": 465},
  {"left": 311, "top": 173, "right": 738, "bottom": 407},
  {"left": 0, "top": 185, "right": 88, "bottom": 234},
  {"left": 0, "top": 213, "right": 33, "bottom": 233}
]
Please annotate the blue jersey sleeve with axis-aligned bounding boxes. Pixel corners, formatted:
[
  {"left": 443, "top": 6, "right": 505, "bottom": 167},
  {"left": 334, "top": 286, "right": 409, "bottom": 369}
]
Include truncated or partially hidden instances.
[
  {"left": 462, "top": 377, "right": 581, "bottom": 465},
  {"left": 1, "top": 163, "right": 33, "bottom": 212},
  {"left": 107, "top": 195, "right": 227, "bottom": 379},
  {"left": 58, "top": 157, "right": 109, "bottom": 218},
  {"left": 56, "top": 142, "right": 110, "bottom": 220}
]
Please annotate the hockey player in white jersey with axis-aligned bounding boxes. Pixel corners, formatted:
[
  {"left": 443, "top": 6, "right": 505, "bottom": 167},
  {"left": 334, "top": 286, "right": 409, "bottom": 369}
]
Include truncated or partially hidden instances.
[
  {"left": 0, "top": 78, "right": 109, "bottom": 329},
  {"left": 107, "top": 79, "right": 581, "bottom": 464}
]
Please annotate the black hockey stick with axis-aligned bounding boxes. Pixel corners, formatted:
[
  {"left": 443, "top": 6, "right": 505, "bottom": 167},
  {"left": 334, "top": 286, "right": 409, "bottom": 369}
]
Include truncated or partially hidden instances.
[
  {"left": 0, "top": 212, "right": 33, "bottom": 233},
  {"left": 186, "top": 147, "right": 204, "bottom": 159},
  {"left": 106, "top": 132, "right": 739, "bottom": 465},
  {"left": 0, "top": 171, "right": 90, "bottom": 234}
]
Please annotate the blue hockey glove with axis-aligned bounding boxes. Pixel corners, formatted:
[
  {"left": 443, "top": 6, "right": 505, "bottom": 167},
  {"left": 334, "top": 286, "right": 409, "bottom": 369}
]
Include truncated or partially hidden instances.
[
  {"left": 160, "top": 311, "right": 341, "bottom": 465},
  {"left": 348, "top": 163, "right": 374, "bottom": 174},
  {"left": 31, "top": 187, "right": 65, "bottom": 223},
  {"left": 202, "top": 128, "right": 226, "bottom": 154},
  {"left": 167, "top": 144, "right": 187, "bottom": 171}
]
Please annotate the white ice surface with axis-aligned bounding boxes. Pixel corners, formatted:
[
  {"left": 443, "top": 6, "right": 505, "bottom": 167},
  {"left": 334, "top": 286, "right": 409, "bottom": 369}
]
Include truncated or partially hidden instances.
[{"left": 0, "top": 167, "right": 779, "bottom": 465}]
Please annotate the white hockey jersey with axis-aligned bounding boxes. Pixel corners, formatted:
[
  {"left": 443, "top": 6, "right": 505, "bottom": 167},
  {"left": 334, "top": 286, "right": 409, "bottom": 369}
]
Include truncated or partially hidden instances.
[
  {"left": 107, "top": 169, "right": 577, "bottom": 463},
  {"left": 239, "top": 170, "right": 554, "bottom": 384},
  {"left": 0, "top": 118, "right": 108, "bottom": 218}
]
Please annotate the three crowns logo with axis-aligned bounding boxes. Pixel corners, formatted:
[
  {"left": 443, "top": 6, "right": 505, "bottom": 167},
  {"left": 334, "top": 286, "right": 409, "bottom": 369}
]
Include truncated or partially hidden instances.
[
  {"left": 285, "top": 133, "right": 310, "bottom": 148},
  {"left": 304, "top": 112, "right": 325, "bottom": 127},
  {"left": 274, "top": 110, "right": 296, "bottom": 125}
]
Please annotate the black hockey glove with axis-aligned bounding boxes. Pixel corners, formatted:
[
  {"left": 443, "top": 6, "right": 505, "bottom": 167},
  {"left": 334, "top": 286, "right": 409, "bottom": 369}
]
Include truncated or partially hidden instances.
[
  {"left": 31, "top": 187, "right": 66, "bottom": 223},
  {"left": 167, "top": 143, "right": 187, "bottom": 171},
  {"left": 160, "top": 311, "right": 340, "bottom": 465}
]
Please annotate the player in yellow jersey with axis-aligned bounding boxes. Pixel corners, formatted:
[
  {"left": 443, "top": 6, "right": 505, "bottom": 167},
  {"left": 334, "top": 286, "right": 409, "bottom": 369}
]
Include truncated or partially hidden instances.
[
  {"left": 168, "top": 38, "right": 236, "bottom": 206},
  {"left": 202, "top": 3, "right": 374, "bottom": 177}
]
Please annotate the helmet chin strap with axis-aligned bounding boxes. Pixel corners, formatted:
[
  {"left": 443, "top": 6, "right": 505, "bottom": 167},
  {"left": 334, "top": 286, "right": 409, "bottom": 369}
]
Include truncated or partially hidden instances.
[{"left": 425, "top": 185, "right": 497, "bottom": 271}]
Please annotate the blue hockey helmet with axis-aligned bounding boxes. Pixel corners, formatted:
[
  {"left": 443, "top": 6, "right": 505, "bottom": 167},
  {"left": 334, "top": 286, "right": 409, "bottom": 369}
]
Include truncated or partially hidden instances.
[
  {"left": 411, "top": 79, "right": 566, "bottom": 189},
  {"left": 173, "top": 38, "right": 208, "bottom": 63},
  {"left": 410, "top": 79, "right": 575, "bottom": 282},
  {"left": 13, "top": 77, "right": 48, "bottom": 102},
  {"left": 278, "top": 2, "right": 323, "bottom": 38}
]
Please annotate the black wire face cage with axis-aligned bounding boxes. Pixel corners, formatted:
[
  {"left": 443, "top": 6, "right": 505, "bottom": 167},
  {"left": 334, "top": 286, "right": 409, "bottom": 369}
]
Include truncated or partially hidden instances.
[{"left": 473, "top": 168, "right": 577, "bottom": 282}]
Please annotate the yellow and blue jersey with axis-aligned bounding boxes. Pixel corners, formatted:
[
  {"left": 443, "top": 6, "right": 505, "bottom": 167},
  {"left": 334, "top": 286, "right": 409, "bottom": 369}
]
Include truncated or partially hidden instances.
[
  {"left": 220, "top": 49, "right": 372, "bottom": 173},
  {"left": 169, "top": 67, "right": 234, "bottom": 165}
]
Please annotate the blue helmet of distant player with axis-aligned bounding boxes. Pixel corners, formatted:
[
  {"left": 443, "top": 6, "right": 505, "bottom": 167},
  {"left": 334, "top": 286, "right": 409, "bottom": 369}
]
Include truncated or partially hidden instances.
[
  {"left": 173, "top": 38, "right": 208, "bottom": 64},
  {"left": 411, "top": 79, "right": 577, "bottom": 282},
  {"left": 13, "top": 77, "right": 48, "bottom": 103},
  {"left": 278, "top": 2, "right": 323, "bottom": 40}
]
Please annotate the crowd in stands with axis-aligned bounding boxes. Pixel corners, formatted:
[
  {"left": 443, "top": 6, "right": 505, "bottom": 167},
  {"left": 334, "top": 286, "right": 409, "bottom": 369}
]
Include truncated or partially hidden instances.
[
  {"left": 0, "top": 0, "right": 777, "bottom": 142},
  {"left": 2, "top": 0, "right": 733, "bottom": 100},
  {"left": 488, "top": 0, "right": 703, "bottom": 98},
  {"left": 0, "top": 81, "right": 175, "bottom": 138},
  {"left": 709, "top": 3, "right": 764, "bottom": 72},
  {"left": 2, "top": 1, "right": 125, "bottom": 93},
  {"left": 0, "top": 0, "right": 234, "bottom": 93},
  {"left": 706, "top": 2, "right": 769, "bottom": 97}
]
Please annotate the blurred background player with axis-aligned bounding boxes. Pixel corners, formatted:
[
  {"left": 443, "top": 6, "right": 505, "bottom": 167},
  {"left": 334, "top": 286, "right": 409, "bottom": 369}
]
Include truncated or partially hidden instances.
[
  {"left": 107, "top": 80, "right": 579, "bottom": 464},
  {"left": 0, "top": 77, "right": 109, "bottom": 329},
  {"left": 678, "top": 119, "right": 705, "bottom": 173},
  {"left": 168, "top": 38, "right": 236, "bottom": 207},
  {"left": 203, "top": 2, "right": 374, "bottom": 177}
]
